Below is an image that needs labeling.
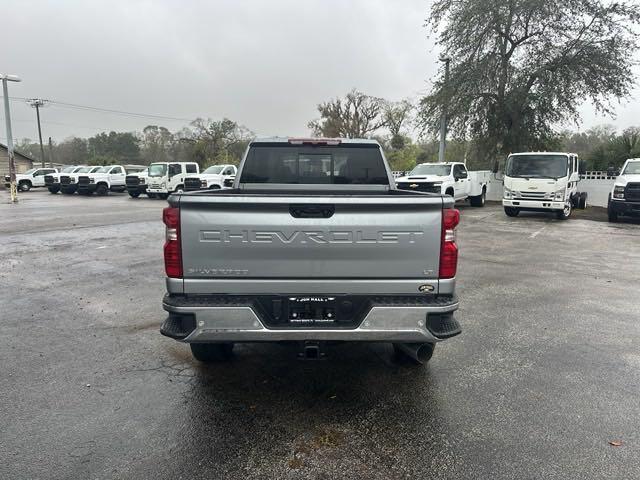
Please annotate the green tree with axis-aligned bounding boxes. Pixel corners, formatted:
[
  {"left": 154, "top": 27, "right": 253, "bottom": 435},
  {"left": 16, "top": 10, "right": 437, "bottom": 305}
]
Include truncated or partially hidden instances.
[
  {"left": 189, "top": 118, "right": 253, "bottom": 168},
  {"left": 88, "top": 131, "right": 140, "bottom": 164},
  {"left": 419, "top": 0, "right": 640, "bottom": 167},
  {"left": 55, "top": 137, "right": 89, "bottom": 165},
  {"left": 141, "top": 125, "right": 175, "bottom": 164}
]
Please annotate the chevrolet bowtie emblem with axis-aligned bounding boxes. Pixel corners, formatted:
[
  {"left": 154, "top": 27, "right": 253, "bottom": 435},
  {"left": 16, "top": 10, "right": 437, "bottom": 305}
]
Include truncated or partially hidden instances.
[{"left": 410, "top": 184, "right": 419, "bottom": 188}]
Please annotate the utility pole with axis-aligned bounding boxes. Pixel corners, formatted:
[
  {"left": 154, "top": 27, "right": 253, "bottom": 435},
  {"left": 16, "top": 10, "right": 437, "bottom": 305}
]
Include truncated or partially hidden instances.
[
  {"left": 48, "top": 136, "right": 54, "bottom": 168},
  {"left": 1, "top": 74, "right": 22, "bottom": 203},
  {"left": 438, "top": 57, "right": 451, "bottom": 163},
  {"left": 27, "top": 98, "right": 47, "bottom": 168}
]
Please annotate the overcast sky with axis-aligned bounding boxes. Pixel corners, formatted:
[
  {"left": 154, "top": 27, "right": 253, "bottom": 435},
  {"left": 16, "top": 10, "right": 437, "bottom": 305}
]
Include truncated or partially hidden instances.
[{"left": 1, "top": 0, "right": 639, "bottom": 144}]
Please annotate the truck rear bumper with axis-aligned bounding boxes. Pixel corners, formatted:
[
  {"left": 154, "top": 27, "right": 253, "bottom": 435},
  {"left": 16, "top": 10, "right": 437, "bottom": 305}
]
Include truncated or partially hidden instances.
[
  {"left": 503, "top": 199, "right": 564, "bottom": 210},
  {"left": 161, "top": 294, "right": 460, "bottom": 343}
]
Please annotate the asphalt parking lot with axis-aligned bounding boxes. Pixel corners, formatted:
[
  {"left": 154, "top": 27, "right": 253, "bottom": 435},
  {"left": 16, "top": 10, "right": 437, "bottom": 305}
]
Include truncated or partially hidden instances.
[{"left": 1, "top": 189, "right": 639, "bottom": 480}]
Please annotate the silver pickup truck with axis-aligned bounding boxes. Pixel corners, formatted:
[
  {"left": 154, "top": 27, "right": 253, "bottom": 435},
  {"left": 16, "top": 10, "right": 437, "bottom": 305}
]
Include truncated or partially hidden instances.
[{"left": 160, "top": 138, "right": 461, "bottom": 365}]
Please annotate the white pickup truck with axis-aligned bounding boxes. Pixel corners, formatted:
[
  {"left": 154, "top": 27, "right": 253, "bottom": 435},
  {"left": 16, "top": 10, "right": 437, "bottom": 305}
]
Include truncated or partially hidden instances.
[
  {"left": 183, "top": 164, "right": 237, "bottom": 191},
  {"left": 4, "top": 167, "right": 58, "bottom": 192},
  {"left": 45, "top": 166, "right": 87, "bottom": 194},
  {"left": 77, "top": 165, "right": 146, "bottom": 195},
  {"left": 608, "top": 158, "right": 640, "bottom": 222},
  {"left": 60, "top": 166, "right": 103, "bottom": 194},
  {"left": 146, "top": 162, "right": 200, "bottom": 199},
  {"left": 395, "top": 162, "right": 489, "bottom": 206}
]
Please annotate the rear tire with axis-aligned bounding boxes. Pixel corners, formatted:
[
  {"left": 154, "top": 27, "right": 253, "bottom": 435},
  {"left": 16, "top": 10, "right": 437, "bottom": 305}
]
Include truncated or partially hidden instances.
[
  {"left": 128, "top": 191, "right": 140, "bottom": 198},
  {"left": 608, "top": 196, "right": 619, "bottom": 222},
  {"left": 504, "top": 207, "right": 520, "bottom": 217},
  {"left": 578, "top": 192, "right": 588, "bottom": 209},
  {"left": 470, "top": 189, "right": 486, "bottom": 207},
  {"left": 190, "top": 343, "right": 234, "bottom": 363},
  {"left": 48, "top": 187, "right": 60, "bottom": 194}
]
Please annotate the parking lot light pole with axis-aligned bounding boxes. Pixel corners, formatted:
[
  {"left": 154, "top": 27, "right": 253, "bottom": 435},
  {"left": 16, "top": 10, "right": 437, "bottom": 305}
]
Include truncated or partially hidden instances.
[
  {"left": 1, "top": 74, "right": 21, "bottom": 203},
  {"left": 438, "top": 57, "right": 451, "bottom": 163}
]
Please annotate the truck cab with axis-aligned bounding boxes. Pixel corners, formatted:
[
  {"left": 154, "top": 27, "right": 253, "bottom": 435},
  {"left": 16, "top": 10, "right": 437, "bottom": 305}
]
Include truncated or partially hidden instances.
[
  {"left": 395, "top": 162, "right": 488, "bottom": 207},
  {"left": 502, "top": 152, "right": 587, "bottom": 220},
  {"left": 126, "top": 168, "right": 150, "bottom": 198},
  {"left": 183, "top": 164, "right": 237, "bottom": 191},
  {"left": 4, "top": 167, "right": 58, "bottom": 192},
  {"left": 608, "top": 158, "right": 640, "bottom": 222},
  {"left": 146, "top": 162, "right": 200, "bottom": 199}
]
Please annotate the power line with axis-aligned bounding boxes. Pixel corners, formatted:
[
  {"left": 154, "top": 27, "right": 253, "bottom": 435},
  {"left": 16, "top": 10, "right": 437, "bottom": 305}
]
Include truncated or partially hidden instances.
[{"left": 0, "top": 96, "right": 197, "bottom": 123}]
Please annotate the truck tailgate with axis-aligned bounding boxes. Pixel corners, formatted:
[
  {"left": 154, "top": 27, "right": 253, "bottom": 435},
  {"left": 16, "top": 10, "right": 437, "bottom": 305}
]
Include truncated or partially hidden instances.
[{"left": 177, "top": 194, "right": 444, "bottom": 285}]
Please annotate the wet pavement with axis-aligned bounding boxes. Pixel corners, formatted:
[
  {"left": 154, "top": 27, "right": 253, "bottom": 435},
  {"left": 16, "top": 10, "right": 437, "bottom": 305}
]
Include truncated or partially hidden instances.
[{"left": 1, "top": 190, "right": 639, "bottom": 479}]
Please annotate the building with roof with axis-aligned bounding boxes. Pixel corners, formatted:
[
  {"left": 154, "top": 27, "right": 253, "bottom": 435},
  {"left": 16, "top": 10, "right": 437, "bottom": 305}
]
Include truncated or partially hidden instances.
[{"left": 0, "top": 143, "right": 35, "bottom": 182}]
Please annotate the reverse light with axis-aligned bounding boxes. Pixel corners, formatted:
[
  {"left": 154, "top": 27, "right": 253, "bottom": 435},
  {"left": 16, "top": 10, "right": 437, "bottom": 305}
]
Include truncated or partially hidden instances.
[
  {"left": 440, "top": 208, "right": 460, "bottom": 279},
  {"left": 613, "top": 185, "right": 625, "bottom": 199},
  {"left": 163, "top": 207, "right": 182, "bottom": 278}
]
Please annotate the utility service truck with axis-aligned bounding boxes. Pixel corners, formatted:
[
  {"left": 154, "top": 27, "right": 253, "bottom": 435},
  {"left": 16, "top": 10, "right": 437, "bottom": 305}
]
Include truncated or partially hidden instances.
[
  {"left": 160, "top": 137, "right": 462, "bottom": 366},
  {"left": 183, "top": 164, "right": 237, "bottom": 191},
  {"left": 502, "top": 152, "right": 587, "bottom": 220},
  {"left": 145, "top": 162, "right": 200, "bottom": 199},
  {"left": 395, "top": 162, "right": 489, "bottom": 207},
  {"left": 45, "top": 166, "right": 87, "bottom": 194},
  {"left": 4, "top": 167, "right": 58, "bottom": 192},
  {"left": 608, "top": 158, "right": 640, "bottom": 222}
]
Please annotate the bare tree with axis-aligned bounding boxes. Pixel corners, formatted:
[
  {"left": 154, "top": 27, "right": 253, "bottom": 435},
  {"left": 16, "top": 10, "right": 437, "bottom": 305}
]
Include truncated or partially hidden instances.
[{"left": 308, "top": 89, "right": 388, "bottom": 138}]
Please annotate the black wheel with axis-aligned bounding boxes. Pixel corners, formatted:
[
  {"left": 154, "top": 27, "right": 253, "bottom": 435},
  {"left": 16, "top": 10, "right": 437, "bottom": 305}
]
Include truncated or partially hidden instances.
[
  {"left": 19, "top": 181, "right": 31, "bottom": 192},
  {"left": 146, "top": 192, "right": 156, "bottom": 198},
  {"left": 555, "top": 202, "right": 572, "bottom": 220},
  {"left": 608, "top": 196, "right": 618, "bottom": 222},
  {"left": 174, "top": 185, "right": 184, "bottom": 194},
  {"left": 393, "top": 343, "right": 435, "bottom": 365},
  {"left": 209, "top": 184, "right": 221, "bottom": 190},
  {"left": 470, "top": 189, "right": 486, "bottom": 207},
  {"left": 158, "top": 193, "right": 169, "bottom": 200},
  {"left": 96, "top": 184, "right": 108, "bottom": 196},
  {"left": 48, "top": 187, "right": 60, "bottom": 194},
  {"left": 190, "top": 343, "right": 234, "bottom": 363},
  {"left": 504, "top": 207, "right": 520, "bottom": 217},
  {"left": 578, "top": 192, "right": 588, "bottom": 209},
  {"left": 128, "top": 191, "right": 141, "bottom": 198}
]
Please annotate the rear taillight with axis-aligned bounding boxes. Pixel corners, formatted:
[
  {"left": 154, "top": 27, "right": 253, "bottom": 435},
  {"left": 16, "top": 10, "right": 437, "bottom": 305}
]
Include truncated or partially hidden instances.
[
  {"left": 163, "top": 206, "right": 182, "bottom": 278},
  {"left": 439, "top": 208, "right": 460, "bottom": 279}
]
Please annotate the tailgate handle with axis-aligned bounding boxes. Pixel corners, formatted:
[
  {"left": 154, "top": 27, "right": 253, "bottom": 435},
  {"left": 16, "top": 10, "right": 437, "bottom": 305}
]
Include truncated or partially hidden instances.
[{"left": 289, "top": 205, "right": 335, "bottom": 218}]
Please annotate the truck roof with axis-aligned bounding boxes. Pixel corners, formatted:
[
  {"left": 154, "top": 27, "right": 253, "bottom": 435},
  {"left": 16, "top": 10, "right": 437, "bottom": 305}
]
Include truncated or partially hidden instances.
[
  {"left": 509, "top": 152, "right": 577, "bottom": 156},
  {"left": 252, "top": 137, "right": 380, "bottom": 145}
]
